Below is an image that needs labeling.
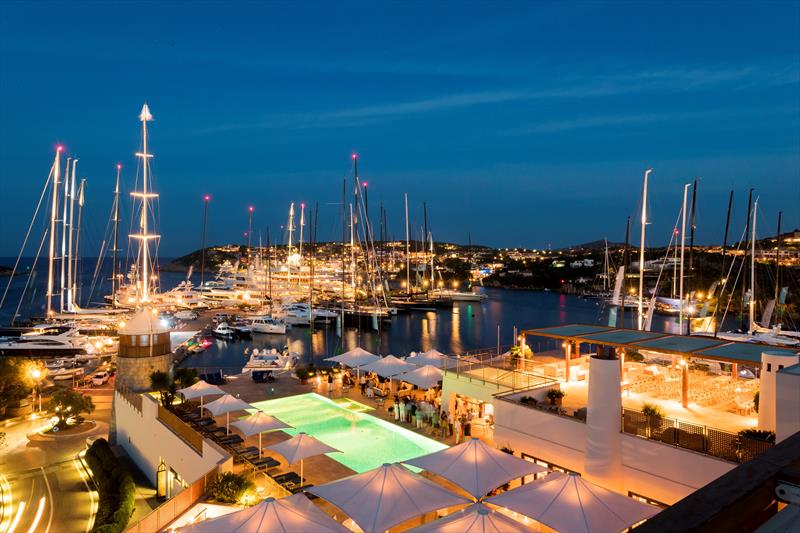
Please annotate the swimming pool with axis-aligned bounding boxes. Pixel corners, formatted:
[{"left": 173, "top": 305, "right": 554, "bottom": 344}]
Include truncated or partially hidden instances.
[{"left": 249, "top": 393, "right": 447, "bottom": 473}]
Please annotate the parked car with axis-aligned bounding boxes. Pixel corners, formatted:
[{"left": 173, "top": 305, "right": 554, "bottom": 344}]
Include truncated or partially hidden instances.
[{"left": 92, "top": 371, "right": 110, "bottom": 386}]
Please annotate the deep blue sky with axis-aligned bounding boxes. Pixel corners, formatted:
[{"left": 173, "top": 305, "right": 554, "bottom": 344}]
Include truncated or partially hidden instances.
[{"left": 1, "top": 1, "right": 798, "bottom": 258}]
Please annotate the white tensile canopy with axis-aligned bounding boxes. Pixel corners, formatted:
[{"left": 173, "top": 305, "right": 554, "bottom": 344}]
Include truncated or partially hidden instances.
[
  {"left": 398, "top": 365, "right": 443, "bottom": 390},
  {"left": 308, "top": 463, "right": 470, "bottom": 533},
  {"left": 231, "top": 411, "right": 293, "bottom": 458},
  {"left": 406, "top": 349, "right": 449, "bottom": 369},
  {"left": 203, "top": 394, "right": 253, "bottom": 434},
  {"left": 325, "top": 347, "right": 380, "bottom": 368},
  {"left": 408, "top": 503, "right": 532, "bottom": 533},
  {"left": 485, "top": 472, "right": 661, "bottom": 533},
  {"left": 177, "top": 380, "right": 225, "bottom": 410},
  {"left": 178, "top": 493, "right": 349, "bottom": 533},
  {"left": 405, "top": 437, "right": 548, "bottom": 500},
  {"left": 268, "top": 432, "right": 341, "bottom": 487},
  {"left": 359, "top": 354, "right": 416, "bottom": 378}
]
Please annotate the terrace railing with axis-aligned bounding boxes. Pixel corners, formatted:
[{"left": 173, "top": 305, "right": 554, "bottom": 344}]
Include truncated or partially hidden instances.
[
  {"left": 621, "top": 407, "right": 773, "bottom": 464},
  {"left": 441, "top": 351, "right": 553, "bottom": 391}
]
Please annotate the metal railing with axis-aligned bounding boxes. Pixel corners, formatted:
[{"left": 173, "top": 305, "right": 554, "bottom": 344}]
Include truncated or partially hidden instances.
[
  {"left": 157, "top": 404, "right": 204, "bottom": 455},
  {"left": 441, "top": 349, "right": 554, "bottom": 391},
  {"left": 621, "top": 408, "right": 773, "bottom": 464}
]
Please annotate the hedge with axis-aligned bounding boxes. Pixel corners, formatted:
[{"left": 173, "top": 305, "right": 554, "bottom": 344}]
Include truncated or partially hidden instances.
[{"left": 85, "top": 438, "right": 136, "bottom": 533}]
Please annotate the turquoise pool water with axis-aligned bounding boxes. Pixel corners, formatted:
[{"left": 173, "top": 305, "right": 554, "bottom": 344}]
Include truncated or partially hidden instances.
[{"left": 249, "top": 393, "right": 447, "bottom": 473}]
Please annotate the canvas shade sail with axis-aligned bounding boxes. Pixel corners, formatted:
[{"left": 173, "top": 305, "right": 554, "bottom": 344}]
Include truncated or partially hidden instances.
[
  {"left": 405, "top": 438, "right": 547, "bottom": 500},
  {"left": 408, "top": 503, "right": 533, "bottom": 533},
  {"left": 486, "top": 472, "right": 661, "bottom": 533},
  {"left": 308, "top": 463, "right": 470, "bottom": 533},
  {"left": 178, "top": 493, "right": 349, "bottom": 533}
]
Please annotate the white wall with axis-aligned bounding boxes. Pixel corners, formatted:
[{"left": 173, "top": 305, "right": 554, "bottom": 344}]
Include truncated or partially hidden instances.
[
  {"left": 494, "top": 397, "right": 735, "bottom": 505},
  {"left": 776, "top": 365, "right": 800, "bottom": 443},
  {"left": 114, "top": 393, "right": 231, "bottom": 486},
  {"left": 441, "top": 371, "right": 511, "bottom": 404}
]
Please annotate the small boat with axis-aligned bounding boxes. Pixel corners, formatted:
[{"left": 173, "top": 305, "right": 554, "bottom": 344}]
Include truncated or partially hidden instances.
[
  {"left": 231, "top": 321, "right": 253, "bottom": 339},
  {"left": 212, "top": 322, "right": 236, "bottom": 339},
  {"left": 242, "top": 348, "right": 298, "bottom": 373},
  {"left": 430, "top": 289, "right": 488, "bottom": 302},
  {"left": 51, "top": 367, "right": 85, "bottom": 381},
  {"left": 250, "top": 316, "right": 287, "bottom": 335}
]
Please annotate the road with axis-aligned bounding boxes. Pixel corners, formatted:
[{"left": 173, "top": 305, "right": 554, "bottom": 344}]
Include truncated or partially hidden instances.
[{"left": 1, "top": 389, "right": 111, "bottom": 533}]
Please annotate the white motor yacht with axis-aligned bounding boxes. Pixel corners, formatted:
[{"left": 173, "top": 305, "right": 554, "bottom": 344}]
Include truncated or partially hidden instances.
[
  {"left": 242, "top": 348, "right": 298, "bottom": 373},
  {"left": 212, "top": 322, "right": 236, "bottom": 339},
  {"left": 0, "top": 329, "right": 88, "bottom": 357},
  {"left": 250, "top": 316, "right": 287, "bottom": 335}
]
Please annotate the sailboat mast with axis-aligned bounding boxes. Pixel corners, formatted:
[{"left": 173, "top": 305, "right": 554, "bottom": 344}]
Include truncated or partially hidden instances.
[
  {"left": 749, "top": 199, "right": 758, "bottom": 333},
  {"left": 112, "top": 165, "right": 121, "bottom": 307},
  {"left": 620, "top": 216, "right": 631, "bottom": 329},
  {"left": 429, "top": 232, "right": 434, "bottom": 286},
  {"left": 714, "top": 190, "right": 734, "bottom": 336},
  {"left": 404, "top": 193, "right": 410, "bottom": 293},
  {"left": 299, "top": 203, "right": 305, "bottom": 260},
  {"left": 350, "top": 203, "right": 355, "bottom": 290},
  {"left": 637, "top": 168, "right": 652, "bottom": 330},
  {"left": 603, "top": 238, "right": 609, "bottom": 292},
  {"left": 287, "top": 203, "right": 295, "bottom": 254},
  {"left": 47, "top": 146, "right": 63, "bottom": 316},
  {"left": 679, "top": 183, "right": 689, "bottom": 335},
  {"left": 774, "top": 211, "right": 782, "bottom": 304},
  {"left": 134, "top": 103, "right": 155, "bottom": 303},
  {"left": 73, "top": 179, "right": 85, "bottom": 307},
  {"left": 66, "top": 159, "right": 78, "bottom": 311},
  {"left": 60, "top": 156, "right": 71, "bottom": 313},
  {"left": 688, "top": 178, "right": 698, "bottom": 271},
  {"left": 267, "top": 226, "right": 273, "bottom": 314},
  {"left": 200, "top": 194, "right": 209, "bottom": 288},
  {"left": 741, "top": 188, "right": 753, "bottom": 332}
]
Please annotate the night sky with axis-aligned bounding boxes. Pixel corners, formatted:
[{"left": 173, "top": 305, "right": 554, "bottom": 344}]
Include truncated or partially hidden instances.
[{"left": 1, "top": 1, "right": 798, "bottom": 257}]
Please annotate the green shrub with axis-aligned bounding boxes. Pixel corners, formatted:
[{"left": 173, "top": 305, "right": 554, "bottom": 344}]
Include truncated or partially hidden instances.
[
  {"left": 738, "top": 428, "right": 775, "bottom": 443},
  {"left": 641, "top": 403, "right": 664, "bottom": 419},
  {"left": 206, "top": 472, "right": 254, "bottom": 503},
  {"left": 295, "top": 367, "right": 311, "bottom": 381},
  {"left": 546, "top": 389, "right": 565, "bottom": 403},
  {"left": 753, "top": 390, "right": 760, "bottom": 414},
  {"left": 86, "top": 438, "right": 136, "bottom": 533}
]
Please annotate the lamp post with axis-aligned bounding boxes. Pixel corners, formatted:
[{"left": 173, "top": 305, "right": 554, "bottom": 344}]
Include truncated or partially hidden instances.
[{"left": 30, "top": 367, "right": 43, "bottom": 413}]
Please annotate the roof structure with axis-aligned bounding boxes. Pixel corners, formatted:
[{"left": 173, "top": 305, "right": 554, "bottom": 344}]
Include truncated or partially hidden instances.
[{"left": 523, "top": 324, "right": 799, "bottom": 365}]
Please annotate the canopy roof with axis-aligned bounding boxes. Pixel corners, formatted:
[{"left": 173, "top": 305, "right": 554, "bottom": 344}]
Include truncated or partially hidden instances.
[
  {"left": 359, "top": 355, "right": 416, "bottom": 378},
  {"left": 398, "top": 364, "right": 443, "bottom": 389},
  {"left": 524, "top": 324, "right": 798, "bottom": 364},
  {"left": 325, "top": 347, "right": 380, "bottom": 368},
  {"left": 231, "top": 411, "right": 292, "bottom": 437},
  {"left": 405, "top": 438, "right": 547, "bottom": 499},
  {"left": 486, "top": 472, "right": 660, "bottom": 533},
  {"left": 409, "top": 503, "right": 532, "bottom": 533},
  {"left": 178, "top": 494, "right": 348, "bottom": 533},
  {"left": 203, "top": 394, "right": 253, "bottom": 416},
  {"left": 177, "top": 380, "right": 225, "bottom": 401},
  {"left": 308, "top": 463, "right": 470, "bottom": 533},
  {"left": 268, "top": 432, "right": 340, "bottom": 464}
]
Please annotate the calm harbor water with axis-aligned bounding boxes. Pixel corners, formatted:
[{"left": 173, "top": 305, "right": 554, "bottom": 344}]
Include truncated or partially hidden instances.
[{"left": 180, "top": 287, "right": 689, "bottom": 372}]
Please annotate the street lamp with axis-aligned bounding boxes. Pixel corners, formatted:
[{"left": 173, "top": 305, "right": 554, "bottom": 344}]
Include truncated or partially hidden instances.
[{"left": 30, "top": 367, "right": 43, "bottom": 413}]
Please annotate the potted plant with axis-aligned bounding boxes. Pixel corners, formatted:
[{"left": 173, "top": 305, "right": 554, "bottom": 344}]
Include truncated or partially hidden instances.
[
  {"left": 737, "top": 428, "right": 775, "bottom": 462},
  {"left": 546, "top": 388, "right": 565, "bottom": 406},
  {"left": 641, "top": 402, "right": 664, "bottom": 438},
  {"left": 294, "top": 367, "right": 311, "bottom": 384},
  {"left": 753, "top": 390, "right": 760, "bottom": 414}
]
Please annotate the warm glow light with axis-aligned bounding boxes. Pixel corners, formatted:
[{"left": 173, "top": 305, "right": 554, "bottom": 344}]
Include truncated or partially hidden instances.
[{"left": 30, "top": 368, "right": 42, "bottom": 380}]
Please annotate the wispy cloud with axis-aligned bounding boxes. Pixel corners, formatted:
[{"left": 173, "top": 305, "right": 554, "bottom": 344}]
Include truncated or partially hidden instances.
[{"left": 190, "top": 62, "right": 800, "bottom": 135}]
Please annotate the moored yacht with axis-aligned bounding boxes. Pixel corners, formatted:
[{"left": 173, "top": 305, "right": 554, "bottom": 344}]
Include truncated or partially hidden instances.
[
  {"left": 250, "top": 316, "right": 287, "bottom": 335},
  {"left": 242, "top": 347, "right": 298, "bottom": 373},
  {"left": 0, "top": 328, "right": 88, "bottom": 357}
]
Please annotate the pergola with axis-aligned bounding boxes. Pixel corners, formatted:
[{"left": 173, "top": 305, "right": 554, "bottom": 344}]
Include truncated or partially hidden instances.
[{"left": 520, "top": 324, "right": 799, "bottom": 408}]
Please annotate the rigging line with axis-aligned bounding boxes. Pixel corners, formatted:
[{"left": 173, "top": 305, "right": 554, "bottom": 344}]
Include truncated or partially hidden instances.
[
  {"left": 716, "top": 222, "right": 750, "bottom": 332},
  {"left": 0, "top": 164, "right": 54, "bottom": 311},
  {"left": 13, "top": 225, "right": 49, "bottom": 324}
]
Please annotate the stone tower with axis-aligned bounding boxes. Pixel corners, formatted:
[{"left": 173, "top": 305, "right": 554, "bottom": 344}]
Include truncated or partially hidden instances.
[{"left": 115, "top": 308, "right": 172, "bottom": 392}]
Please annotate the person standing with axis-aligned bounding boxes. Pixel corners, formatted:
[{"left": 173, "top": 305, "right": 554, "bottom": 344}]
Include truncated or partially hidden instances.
[
  {"left": 327, "top": 373, "right": 334, "bottom": 397},
  {"left": 454, "top": 416, "right": 463, "bottom": 444},
  {"left": 359, "top": 374, "right": 366, "bottom": 395},
  {"left": 399, "top": 398, "right": 406, "bottom": 422},
  {"left": 394, "top": 396, "right": 401, "bottom": 421}
]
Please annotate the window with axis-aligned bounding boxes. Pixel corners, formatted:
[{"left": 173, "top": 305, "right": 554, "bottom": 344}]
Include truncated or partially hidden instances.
[
  {"left": 767, "top": 363, "right": 772, "bottom": 372},
  {"left": 520, "top": 453, "right": 578, "bottom": 484},
  {"left": 628, "top": 491, "right": 668, "bottom": 509}
]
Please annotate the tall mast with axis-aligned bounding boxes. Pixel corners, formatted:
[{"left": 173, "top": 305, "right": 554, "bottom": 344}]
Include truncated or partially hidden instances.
[
  {"left": 267, "top": 226, "right": 273, "bottom": 314},
  {"left": 287, "top": 203, "right": 295, "bottom": 254},
  {"left": 688, "top": 178, "right": 698, "bottom": 271},
  {"left": 349, "top": 203, "right": 355, "bottom": 290},
  {"left": 299, "top": 203, "right": 305, "bottom": 260},
  {"left": 47, "top": 146, "right": 63, "bottom": 316},
  {"left": 429, "top": 231, "right": 434, "bottom": 286},
  {"left": 73, "top": 179, "right": 85, "bottom": 308},
  {"left": 423, "top": 201, "right": 428, "bottom": 283},
  {"left": 60, "top": 156, "right": 71, "bottom": 313},
  {"left": 66, "top": 158, "right": 78, "bottom": 311},
  {"left": 774, "top": 211, "right": 783, "bottom": 324},
  {"left": 603, "top": 238, "right": 609, "bottom": 292},
  {"left": 637, "top": 168, "right": 652, "bottom": 330},
  {"left": 620, "top": 216, "right": 631, "bottom": 329},
  {"left": 133, "top": 103, "right": 157, "bottom": 303},
  {"left": 679, "top": 183, "right": 690, "bottom": 335},
  {"left": 741, "top": 189, "right": 753, "bottom": 331},
  {"left": 749, "top": 199, "right": 758, "bottom": 333},
  {"left": 112, "top": 165, "right": 122, "bottom": 307},
  {"left": 247, "top": 206, "right": 254, "bottom": 252},
  {"left": 714, "top": 191, "right": 734, "bottom": 337},
  {"left": 200, "top": 194, "right": 209, "bottom": 288},
  {"left": 404, "top": 193, "right": 410, "bottom": 293}
]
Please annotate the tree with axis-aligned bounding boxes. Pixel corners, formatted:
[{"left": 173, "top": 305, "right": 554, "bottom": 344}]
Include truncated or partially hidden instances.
[
  {"left": 206, "top": 472, "right": 254, "bottom": 503},
  {"left": 149, "top": 371, "right": 176, "bottom": 407},
  {"left": 173, "top": 367, "right": 198, "bottom": 389},
  {"left": 50, "top": 389, "right": 95, "bottom": 428},
  {"left": 0, "top": 358, "right": 41, "bottom": 410}
]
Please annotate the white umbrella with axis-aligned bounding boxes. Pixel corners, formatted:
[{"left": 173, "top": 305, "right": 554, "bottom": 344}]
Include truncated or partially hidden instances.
[
  {"left": 399, "top": 364, "right": 443, "bottom": 390},
  {"left": 408, "top": 503, "right": 532, "bottom": 533},
  {"left": 176, "top": 380, "right": 225, "bottom": 413},
  {"left": 204, "top": 394, "right": 253, "bottom": 435},
  {"left": 359, "top": 354, "right": 416, "bottom": 378},
  {"left": 325, "top": 347, "right": 380, "bottom": 368},
  {"left": 308, "top": 463, "right": 470, "bottom": 533},
  {"left": 178, "top": 493, "right": 349, "bottom": 532},
  {"left": 486, "top": 472, "right": 661, "bottom": 533},
  {"left": 268, "top": 432, "right": 341, "bottom": 488},
  {"left": 405, "top": 437, "right": 547, "bottom": 500},
  {"left": 231, "top": 411, "right": 292, "bottom": 458},
  {"left": 406, "top": 350, "right": 449, "bottom": 369}
]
